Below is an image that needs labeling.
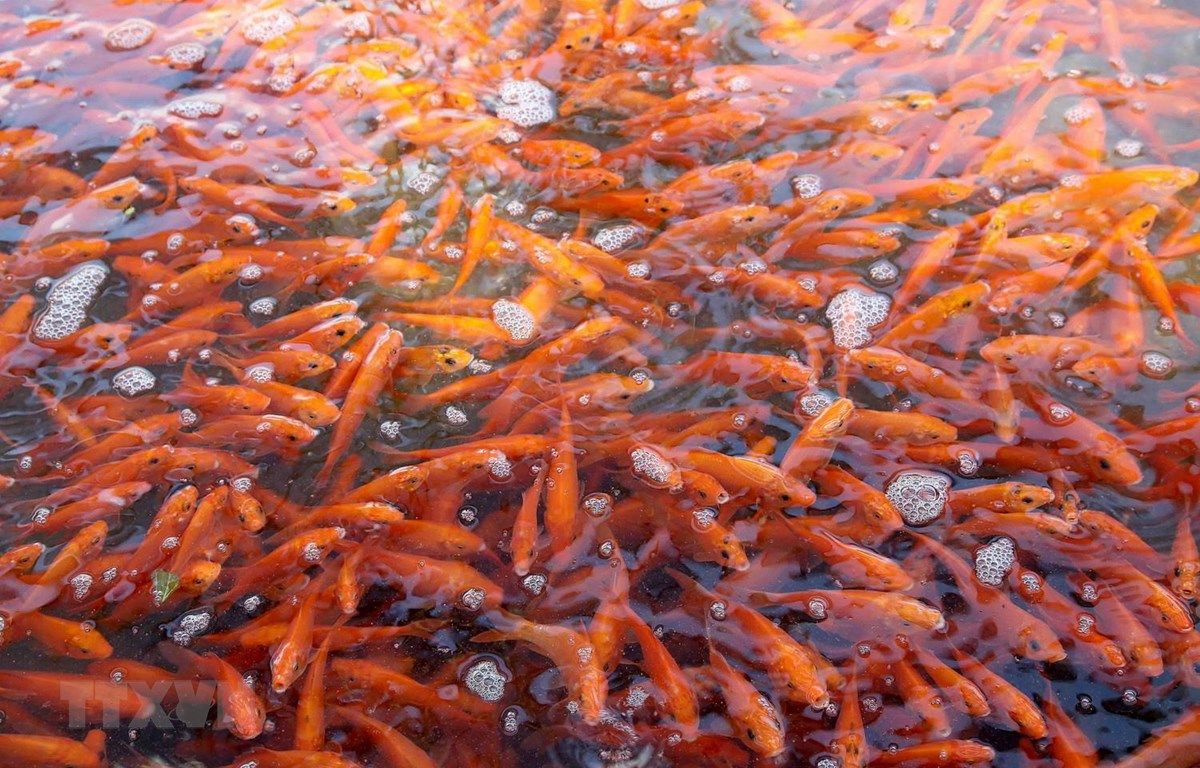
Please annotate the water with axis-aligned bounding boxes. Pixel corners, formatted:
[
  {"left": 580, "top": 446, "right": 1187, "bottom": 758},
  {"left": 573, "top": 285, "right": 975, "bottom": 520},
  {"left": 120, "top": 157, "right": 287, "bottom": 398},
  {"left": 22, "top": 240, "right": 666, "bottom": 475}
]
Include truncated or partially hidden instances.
[{"left": 0, "top": 0, "right": 1198, "bottom": 766}]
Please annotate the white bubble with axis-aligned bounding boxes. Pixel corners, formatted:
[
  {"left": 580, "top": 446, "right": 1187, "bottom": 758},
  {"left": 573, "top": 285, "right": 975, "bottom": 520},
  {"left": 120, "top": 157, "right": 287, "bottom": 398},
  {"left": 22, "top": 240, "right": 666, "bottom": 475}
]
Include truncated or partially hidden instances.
[
  {"left": 792, "top": 174, "right": 823, "bottom": 199},
  {"left": 112, "top": 367, "right": 156, "bottom": 397},
  {"left": 443, "top": 406, "right": 468, "bottom": 425},
  {"left": 167, "top": 99, "right": 223, "bottom": 119},
  {"left": 465, "top": 659, "right": 507, "bottom": 701},
  {"left": 630, "top": 446, "right": 676, "bottom": 486},
  {"left": 379, "top": 420, "right": 402, "bottom": 440},
  {"left": 105, "top": 19, "right": 155, "bottom": 51},
  {"left": 164, "top": 42, "right": 206, "bottom": 68},
  {"left": 505, "top": 200, "right": 527, "bottom": 217},
  {"left": 593, "top": 225, "right": 639, "bottom": 253},
  {"left": 638, "top": 0, "right": 680, "bottom": 7},
  {"left": 726, "top": 75, "right": 752, "bottom": 93},
  {"left": 249, "top": 297, "right": 277, "bottom": 316},
  {"left": 799, "top": 390, "right": 835, "bottom": 417},
  {"left": 583, "top": 493, "right": 613, "bottom": 518},
  {"left": 1139, "top": 351, "right": 1173, "bottom": 377},
  {"left": 709, "top": 600, "right": 727, "bottom": 620},
  {"left": 868, "top": 260, "right": 899, "bottom": 284},
  {"left": 491, "top": 299, "right": 536, "bottom": 343},
  {"left": 486, "top": 453, "right": 514, "bottom": 480},
  {"left": 885, "top": 470, "right": 950, "bottom": 526},
  {"left": 241, "top": 9, "right": 297, "bottom": 44},
  {"left": 521, "top": 574, "right": 547, "bottom": 595},
  {"left": 302, "top": 542, "right": 322, "bottom": 562},
  {"left": 496, "top": 80, "right": 557, "bottom": 128},
  {"left": 973, "top": 537, "right": 1015, "bottom": 586},
  {"left": 625, "top": 261, "right": 650, "bottom": 279},
  {"left": 70, "top": 573, "right": 93, "bottom": 600},
  {"left": 178, "top": 612, "right": 211, "bottom": 635},
  {"left": 461, "top": 587, "right": 487, "bottom": 610},
  {"left": 407, "top": 172, "right": 439, "bottom": 196},
  {"left": 33, "top": 262, "right": 109, "bottom": 341},
  {"left": 1114, "top": 139, "right": 1143, "bottom": 158},
  {"left": 826, "top": 287, "right": 890, "bottom": 349}
]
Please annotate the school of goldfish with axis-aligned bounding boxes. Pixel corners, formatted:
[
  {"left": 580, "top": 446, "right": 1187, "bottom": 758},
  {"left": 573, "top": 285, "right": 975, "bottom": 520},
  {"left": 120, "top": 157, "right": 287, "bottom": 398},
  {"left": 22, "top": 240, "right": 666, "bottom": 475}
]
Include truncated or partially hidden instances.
[{"left": 0, "top": 0, "right": 1198, "bottom": 765}]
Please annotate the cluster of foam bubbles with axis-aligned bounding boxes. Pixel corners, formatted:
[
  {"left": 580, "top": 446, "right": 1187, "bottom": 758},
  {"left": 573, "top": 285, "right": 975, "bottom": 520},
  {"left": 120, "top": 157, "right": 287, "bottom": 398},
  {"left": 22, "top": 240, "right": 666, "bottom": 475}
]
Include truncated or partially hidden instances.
[
  {"left": 104, "top": 18, "right": 156, "bottom": 51},
  {"left": 164, "top": 42, "right": 206, "bottom": 68},
  {"left": 973, "top": 537, "right": 1015, "bottom": 586},
  {"left": 486, "top": 453, "right": 513, "bottom": 480},
  {"left": 496, "top": 80, "right": 556, "bottom": 127},
  {"left": 792, "top": 173, "right": 823, "bottom": 199},
  {"left": 1139, "top": 350, "right": 1174, "bottom": 377},
  {"left": 464, "top": 658, "right": 507, "bottom": 701},
  {"left": 1114, "top": 139, "right": 1143, "bottom": 158},
  {"left": 583, "top": 492, "right": 614, "bottom": 518},
  {"left": 167, "top": 98, "right": 223, "bottom": 119},
  {"left": 461, "top": 587, "right": 487, "bottom": 610},
  {"left": 826, "top": 287, "right": 891, "bottom": 349},
  {"left": 521, "top": 574, "right": 546, "bottom": 595},
  {"left": 638, "top": 0, "right": 680, "bottom": 7},
  {"left": 443, "top": 406, "right": 468, "bottom": 426},
  {"left": 885, "top": 470, "right": 950, "bottom": 526},
  {"left": 593, "top": 225, "right": 640, "bottom": 253},
  {"left": 798, "top": 389, "right": 836, "bottom": 417},
  {"left": 112, "top": 367, "right": 156, "bottom": 397},
  {"left": 491, "top": 299, "right": 536, "bottom": 343},
  {"left": 241, "top": 9, "right": 298, "bottom": 44},
  {"left": 629, "top": 446, "right": 675, "bottom": 487},
  {"left": 33, "top": 262, "right": 109, "bottom": 341},
  {"left": 407, "top": 171, "right": 439, "bottom": 196}
]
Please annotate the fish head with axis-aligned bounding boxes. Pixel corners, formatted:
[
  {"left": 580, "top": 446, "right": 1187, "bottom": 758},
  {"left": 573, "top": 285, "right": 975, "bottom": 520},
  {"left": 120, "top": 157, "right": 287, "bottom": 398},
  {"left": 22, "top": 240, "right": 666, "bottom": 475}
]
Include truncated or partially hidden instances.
[
  {"left": 429, "top": 345, "right": 474, "bottom": 374},
  {"left": 223, "top": 686, "right": 266, "bottom": 740},
  {"left": 1087, "top": 445, "right": 1142, "bottom": 486},
  {"left": 1016, "top": 622, "right": 1067, "bottom": 662},
  {"left": 1005, "top": 484, "right": 1055, "bottom": 513},
  {"left": 1172, "top": 561, "right": 1200, "bottom": 602}
]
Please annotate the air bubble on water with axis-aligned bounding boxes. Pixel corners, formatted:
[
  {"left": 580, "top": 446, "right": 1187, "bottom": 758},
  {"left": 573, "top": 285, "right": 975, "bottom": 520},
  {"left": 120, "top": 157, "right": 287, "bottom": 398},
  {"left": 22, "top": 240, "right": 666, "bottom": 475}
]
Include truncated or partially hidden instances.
[
  {"left": 973, "top": 537, "right": 1015, "bottom": 586},
  {"left": 70, "top": 573, "right": 93, "bottom": 600},
  {"left": 1140, "top": 351, "right": 1173, "bottom": 377},
  {"left": 625, "top": 261, "right": 651, "bottom": 279},
  {"left": 799, "top": 389, "right": 835, "bottom": 417},
  {"left": 110, "top": 669, "right": 125, "bottom": 683},
  {"left": 407, "top": 171, "right": 439, "bottom": 196},
  {"left": 505, "top": 200, "right": 527, "bottom": 217},
  {"left": 458, "top": 506, "right": 477, "bottom": 526},
  {"left": 530, "top": 208, "right": 556, "bottom": 225},
  {"left": 630, "top": 446, "right": 676, "bottom": 487},
  {"left": 692, "top": 507, "right": 716, "bottom": 531},
  {"left": 583, "top": 492, "right": 613, "bottom": 518},
  {"left": 1063, "top": 103, "right": 1095, "bottom": 125},
  {"left": 239, "top": 264, "right": 263, "bottom": 285},
  {"left": 1077, "top": 613, "right": 1095, "bottom": 636},
  {"left": 522, "top": 574, "right": 547, "bottom": 595},
  {"left": 178, "top": 409, "right": 198, "bottom": 427},
  {"left": 1121, "top": 688, "right": 1138, "bottom": 705},
  {"left": 461, "top": 587, "right": 487, "bottom": 610},
  {"left": 1080, "top": 583, "right": 1098, "bottom": 604},
  {"left": 1060, "top": 173, "right": 1083, "bottom": 189},
  {"left": 598, "top": 540, "right": 615, "bottom": 558},
  {"left": 161, "top": 536, "right": 180, "bottom": 552},
  {"left": 301, "top": 542, "right": 321, "bottom": 562},
  {"left": 242, "top": 595, "right": 263, "bottom": 612},
  {"left": 726, "top": 75, "right": 752, "bottom": 93},
  {"left": 868, "top": 259, "right": 899, "bottom": 284},
  {"left": 808, "top": 597, "right": 828, "bottom": 620},
  {"left": 709, "top": 600, "right": 727, "bottom": 621},
  {"left": 1114, "top": 139, "right": 1143, "bottom": 158},
  {"left": 497, "top": 129, "right": 522, "bottom": 144},
  {"left": 593, "top": 225, "right": 639, "bottom": 253},
  {"left": 1144, "top": 72, "right": 1169, "bottom": 86},
  {"left": 1047, "top": 403, "right": 1073, "bottom": 423},
  {"left": 502, "top": 707, "right": 521, "bottom": 734},
  {"left": 165, "top": 42, "right": 206, "bottom": 68},
  {"left": 178, "top": 612, "right": 211, "bottom": 636},
  {"left": 792, "top": 173, "right": 823, "bottom": 199},
  {"left": 1047, "top": 310, "right": 1067, "bottom": 328},
  {"left": 231, "top": 477, "right": 252, "bottom": 492},
  {"left": 816, "top": 757, "right": 838, "bottom": 768},
  {"left": 244, "top": 364, "right": 273, "bottom": 383},
  {"left": 112, "top": 367, "right": 156, "bottom": 398},
  {"left": 464, "top": 658, "right": 507, "bottom": 701},
  {"left": 32, "top": 506, "right": 51, "bottom": 525},
  {"left": 105, "top": 18, "right": 155, "bottom": 51},
  {"left": 1078, "top": 694, "right": 1096, "bottom": 714},
  {"left": 491, "top": 299, "right": 536, "bottom": 343},
  {"left": 241, "top": 9, "right": 298, "bottom": 44},
  {"left": 886, "top": 470, "right": 950, "bottom": 526},
  {"left": 826, "top": 287, "right": 890, "bottom": 349},
  {"left": 486, "top": 453, "right": 513, "bottom": 480},
  {"left": 496, "top": 80, "right": 556, "bottom": 128},
  {"left": 102, "top": 567, "right": 118, "bottom": 583},
  {"left": 444, "top": 406, "right": 468, "bottom": 425},
  {"left": 469, "top": 359, "right": 493, "bottom": 374},
  {"left": 1020, "top": 572, "right": 1042, "bottom": 593},
  {"left": 33, "top": 262, "right": 108, "bottom": 341},
  {"left": 167, "top": 98, "right": 223, "bottom": 119},
  {"left": 379, "top": 420, "right": 402, "bottom": 440}
]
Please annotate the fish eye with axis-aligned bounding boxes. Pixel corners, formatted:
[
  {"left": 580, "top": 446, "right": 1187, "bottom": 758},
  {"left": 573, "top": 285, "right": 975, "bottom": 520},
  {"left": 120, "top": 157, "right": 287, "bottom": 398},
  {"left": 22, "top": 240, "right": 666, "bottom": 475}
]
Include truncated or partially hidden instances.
[{"left": 1098, "top": 458, "right": 1112, "bottom": 470}]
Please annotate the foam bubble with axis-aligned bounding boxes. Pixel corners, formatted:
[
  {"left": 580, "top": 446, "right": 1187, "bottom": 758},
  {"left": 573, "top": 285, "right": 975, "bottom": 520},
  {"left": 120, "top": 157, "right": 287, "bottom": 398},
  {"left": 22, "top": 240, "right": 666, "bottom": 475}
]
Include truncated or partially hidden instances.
[
  {"left": 486, "top": 453, "right": 513, "bottom": 480},
  {"left": 792, "top": 173, "right": 823, "bottom": 199},
  {"left": 461, "top": 587, "right": 487, "bottom": 610},
  {"left": 973, "top": 537, "right": 1015, "bottom": 586},
  {"left": 241, "top": 9, "right": 298, "bottom": 44},
  {"left": 868, "top": 259, "right": 899, "bottom": 284},
  {"left": 593, "top": 224, "right": 639, "bottom": 253},
  {"left": 1114, "top": 139, "right": 1143, "bottom": 158},
  {"left": 33, "top": 262, "right": 109, "bottom": 341},
  {"left": 1139, "top": 351, "right": 1173, "bottom": 377},
  {"left": 167, "top": 98, "right": 223, "bottom": 119},
  {"left": 885, "top": 470, "right": 949, "bottom": 526},
  {"left": 825, "top": 287, "right": 890, "bottom": 349},
  {"left": 583, "top": 492, "right": 613, "bottom": 518},
  {"left": 638, "top": 0, "right": 680, "bottom": 7},
  {"left": 799, "top": 389, "right": 835, "bottom": 417},
  {"left": 521, "top": 574, "right": 546, "bottom": 594},
  {"left": 443, "top": 406, "right": 468, "bottom": 425},
  {"left": 164, "top": 42, "right": 206, "bottom": 68},
  {"left": 491, "top": 299, "right": 535, "bottom": 343},
  {"left": 407, "top": 171, "right": 439, "bottom": 196},
  {"left": 112, "top": 367, "right": 156, "bottom": 397},
  {"left": 496, "top": 80, "right": 556, "bottom": 128},
  {"left": 105, "top": 19, "right": 156, "bottom": 51},
  {"left": 465, "top": 658, "right": 507, "bottom": 701},
  {"left": 630, "top": 446, "right": 676, "bottom": 487}
]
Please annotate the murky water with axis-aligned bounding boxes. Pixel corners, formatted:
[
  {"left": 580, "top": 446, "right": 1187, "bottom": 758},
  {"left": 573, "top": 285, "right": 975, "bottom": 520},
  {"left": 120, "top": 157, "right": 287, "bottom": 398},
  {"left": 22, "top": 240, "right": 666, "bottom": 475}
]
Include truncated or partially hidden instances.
[{"left": 0, "top": 0, "right": 1198, "bottom": 766}]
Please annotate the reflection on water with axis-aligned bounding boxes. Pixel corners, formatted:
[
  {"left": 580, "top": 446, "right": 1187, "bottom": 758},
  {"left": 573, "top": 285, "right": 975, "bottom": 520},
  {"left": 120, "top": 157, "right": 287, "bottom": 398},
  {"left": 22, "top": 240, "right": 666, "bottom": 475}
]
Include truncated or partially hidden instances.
[{"left": 0, "top": 0, "right": 1198, "bottom": 766}]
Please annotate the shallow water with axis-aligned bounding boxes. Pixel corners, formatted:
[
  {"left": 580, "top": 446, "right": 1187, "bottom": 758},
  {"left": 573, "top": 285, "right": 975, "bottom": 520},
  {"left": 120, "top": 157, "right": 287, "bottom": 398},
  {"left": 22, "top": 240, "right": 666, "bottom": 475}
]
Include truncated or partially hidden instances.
[{"left": 0, "top": 0, "right": 1199, "bottom": 766}]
